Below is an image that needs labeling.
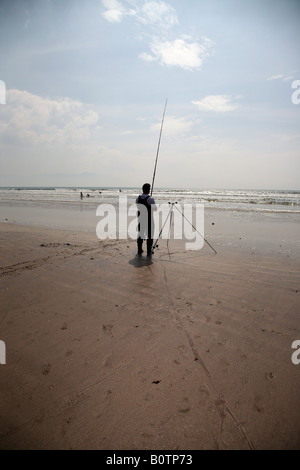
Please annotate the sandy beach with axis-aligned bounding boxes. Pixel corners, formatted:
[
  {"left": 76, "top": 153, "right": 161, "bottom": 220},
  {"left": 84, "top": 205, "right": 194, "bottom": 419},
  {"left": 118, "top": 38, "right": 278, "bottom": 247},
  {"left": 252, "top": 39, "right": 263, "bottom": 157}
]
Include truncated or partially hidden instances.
[
  {"left": 0, "top": 209, "right": 299, "bottom": 450},
  {"left": 1, "top": 0, "right": 299, "bottom": 454}
]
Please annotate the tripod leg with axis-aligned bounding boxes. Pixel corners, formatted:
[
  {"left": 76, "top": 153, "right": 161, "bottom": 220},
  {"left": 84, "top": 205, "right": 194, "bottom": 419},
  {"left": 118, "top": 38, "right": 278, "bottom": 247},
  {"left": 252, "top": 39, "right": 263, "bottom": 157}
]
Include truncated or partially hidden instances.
[
  {"left": 173, "top": 204, "right": 217, "bottom": 254},
  {"left": 151, "top": 204, "right": 174, "bottom": 255}
]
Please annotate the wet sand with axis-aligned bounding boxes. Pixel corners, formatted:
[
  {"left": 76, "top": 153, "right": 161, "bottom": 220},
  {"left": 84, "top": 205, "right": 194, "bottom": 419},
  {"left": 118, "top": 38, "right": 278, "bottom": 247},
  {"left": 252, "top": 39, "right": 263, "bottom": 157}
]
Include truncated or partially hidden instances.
[{"left": 0, "top": 215, "right": 299, "bottom": 450}]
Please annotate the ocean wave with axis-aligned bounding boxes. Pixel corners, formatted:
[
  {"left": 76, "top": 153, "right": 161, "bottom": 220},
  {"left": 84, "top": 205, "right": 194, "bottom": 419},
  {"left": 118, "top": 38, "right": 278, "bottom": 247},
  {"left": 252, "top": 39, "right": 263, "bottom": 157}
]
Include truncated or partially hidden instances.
[
  {"left": 12, "top": 187, "right": 57, "bottom": 191},
  {"left": 1, "top": 187, "right": 299, "bottom": 214}
]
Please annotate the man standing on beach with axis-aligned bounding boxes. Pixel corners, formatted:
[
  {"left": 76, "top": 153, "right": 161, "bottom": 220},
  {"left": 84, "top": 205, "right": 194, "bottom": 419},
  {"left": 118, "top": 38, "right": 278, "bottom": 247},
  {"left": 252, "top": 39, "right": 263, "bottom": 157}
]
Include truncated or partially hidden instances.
[{"left": 136, "top": 183, "right": 156, "bottom": 256}]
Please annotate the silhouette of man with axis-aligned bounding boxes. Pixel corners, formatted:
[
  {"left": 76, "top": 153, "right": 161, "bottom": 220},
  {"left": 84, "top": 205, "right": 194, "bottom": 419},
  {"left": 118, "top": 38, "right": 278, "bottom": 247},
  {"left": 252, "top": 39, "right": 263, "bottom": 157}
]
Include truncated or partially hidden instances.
[{"left": 136, "top": 183, "right": 156, "bottom": 256}]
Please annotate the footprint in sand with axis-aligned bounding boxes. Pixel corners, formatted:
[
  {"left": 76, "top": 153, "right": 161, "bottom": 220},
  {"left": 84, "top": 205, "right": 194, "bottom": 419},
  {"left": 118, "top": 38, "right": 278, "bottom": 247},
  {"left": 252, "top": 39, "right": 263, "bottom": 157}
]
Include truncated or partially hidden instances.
[
  {"left": 266, "top": 372, "right": 275, "bottom": 380},
  {"left": 102, "top": 324, "right": 113, "bottom": 337},
  {"left": 178, "top": 397, "right": 191, "bottom": 414},
  {"left": 42, "top": 363, "right": 51, "bottom": 375},
  {"left": 253, "top": 395, "right": 264, "bottom": 413},
  {"left": 102, "top": 353, "right": 113, "bottom": 367}
]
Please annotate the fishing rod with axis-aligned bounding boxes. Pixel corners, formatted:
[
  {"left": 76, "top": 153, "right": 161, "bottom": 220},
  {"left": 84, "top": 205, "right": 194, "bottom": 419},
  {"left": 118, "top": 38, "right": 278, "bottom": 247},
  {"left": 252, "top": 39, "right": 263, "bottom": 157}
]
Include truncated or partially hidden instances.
[
  {"left": 150, "top": 98, "right": 168, "bottom": 197},
  {"left": 148, "top": 98, "right": 217, "bottom": 256}
]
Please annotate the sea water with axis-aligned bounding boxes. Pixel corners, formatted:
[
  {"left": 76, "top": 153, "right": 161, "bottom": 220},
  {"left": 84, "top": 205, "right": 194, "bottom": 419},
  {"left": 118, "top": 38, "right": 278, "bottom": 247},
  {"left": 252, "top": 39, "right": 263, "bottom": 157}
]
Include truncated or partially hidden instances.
[
  {"left": 0, "top": 187, "right": 299, "bottom": 213},
  {"left": 0, "top": 187, "right": 299, "bottom": 255}
]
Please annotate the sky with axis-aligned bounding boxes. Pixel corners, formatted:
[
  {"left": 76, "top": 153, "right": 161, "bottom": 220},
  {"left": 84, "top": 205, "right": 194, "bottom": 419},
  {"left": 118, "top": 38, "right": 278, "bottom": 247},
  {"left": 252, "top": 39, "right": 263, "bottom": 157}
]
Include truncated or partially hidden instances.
[{"left": 0, "top": 0, "right": 299, "bottom": 189}]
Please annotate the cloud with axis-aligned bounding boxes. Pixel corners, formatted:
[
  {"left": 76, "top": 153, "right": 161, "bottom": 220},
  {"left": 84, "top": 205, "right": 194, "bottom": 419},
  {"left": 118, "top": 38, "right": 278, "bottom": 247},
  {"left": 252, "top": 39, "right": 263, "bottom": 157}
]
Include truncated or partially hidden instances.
[
  {"left": 24, "top": 10, "right": 31, "bottom": 29},
  {"left": 267, "top": 74, "right": 285, "bottom": 81},
  {"left": 0, "top": 89, "right": 99, "bottom": 145},
  {"left": 192, "top": 95, "right": 239, "bottom": 112},
  {"left": 152, "top": 115, "right": 195, "bottom": 137},
  {"left": 267, "top": 73, "right": 295, "bottom": 82},
  {"left": 102, "top": 1, "right": 214, "bottom": 71},
  {"left": 137, "top": 1, "right": 178, "bottom": 28},
  {"left": 101, "top": 0, "right": 177, "bottom": 27},
  {"left": 101, "top": 0, "right": 136, "bottom": 23},
  {"left": 121, "top": 130, "right": 134, "bottom": 135},
  {"left": 140, "top": 36, "right": 214, "bottom": 70}
]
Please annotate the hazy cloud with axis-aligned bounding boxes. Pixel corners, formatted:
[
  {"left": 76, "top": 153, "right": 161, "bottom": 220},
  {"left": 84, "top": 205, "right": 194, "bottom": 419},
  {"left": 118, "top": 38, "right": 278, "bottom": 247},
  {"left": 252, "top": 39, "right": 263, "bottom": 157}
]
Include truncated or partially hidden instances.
[
  {"left": 152, "top": 115, "right": 195, "bottom": 137},
  {"left": 24, "top": 9, "right": 31, "bottom": 29},
  {"left": 137, "top": 1, "right": 178, "bottom": 28},
  {"left": 101, "top": 0, "right": 177, "bottom": 27},
  {"left": 267, "top": 73, "right": 295, "bottom": 82},
  {"left": 101, "top": 0, "right": 136, "bottom": 23},
  {"left": 102, "top": 1, "right": 213, "bottom": 71},
  {"left": 140, "top": 36, "right": 214, "bottom": 70},
  {"left": 0, "top": 89, "right": 99, "bottom": 145},
  {"left": 192, "top": 95, "right": 239, "bottom": 112}
]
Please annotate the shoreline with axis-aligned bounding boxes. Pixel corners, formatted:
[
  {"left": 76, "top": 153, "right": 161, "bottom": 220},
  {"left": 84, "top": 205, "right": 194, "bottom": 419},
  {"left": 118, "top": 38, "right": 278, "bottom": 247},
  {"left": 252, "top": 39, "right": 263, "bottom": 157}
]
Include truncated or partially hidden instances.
[
  {"left": 0, "top": 219, "right": 299, "bottom": 449},
  {"left": 0, "top": 198, "right": 299, "bottom": 258}
]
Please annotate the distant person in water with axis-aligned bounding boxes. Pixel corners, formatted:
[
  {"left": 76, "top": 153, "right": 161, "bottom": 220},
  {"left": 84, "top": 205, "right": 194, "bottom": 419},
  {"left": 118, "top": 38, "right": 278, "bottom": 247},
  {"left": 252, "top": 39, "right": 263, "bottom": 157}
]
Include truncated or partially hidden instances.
[
  {"left": 136, "top": 183, "right": 156, "bottom": 256},
  {"left": 80, "top": 192, "right": 83, "bottom": 199}
]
